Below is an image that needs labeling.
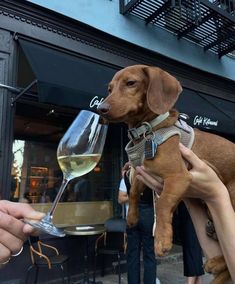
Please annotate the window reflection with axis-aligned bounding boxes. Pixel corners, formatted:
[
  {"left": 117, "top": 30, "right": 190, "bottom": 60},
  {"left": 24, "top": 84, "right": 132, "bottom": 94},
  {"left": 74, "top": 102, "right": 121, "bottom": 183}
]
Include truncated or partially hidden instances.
[
  {"left": 12, "top": 102, "right": 124, "bottom": 206},
  {"left": 11, "top": 138, "right": 113, "bottom": 204},
  {"left": 11, "top": 140, "right": 62, "bottom": 204},
  {"left": 11, "top": 140, "right": 24, "bottom": 201},
  {"left": 61, "top": 177, "right": 90, "bottom": 202}
]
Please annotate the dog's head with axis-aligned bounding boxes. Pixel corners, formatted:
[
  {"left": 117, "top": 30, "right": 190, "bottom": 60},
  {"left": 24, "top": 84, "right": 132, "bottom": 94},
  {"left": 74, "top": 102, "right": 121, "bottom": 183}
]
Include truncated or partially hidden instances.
[{"left": 97, "top": 65, "right": 182, "bottom": 125}]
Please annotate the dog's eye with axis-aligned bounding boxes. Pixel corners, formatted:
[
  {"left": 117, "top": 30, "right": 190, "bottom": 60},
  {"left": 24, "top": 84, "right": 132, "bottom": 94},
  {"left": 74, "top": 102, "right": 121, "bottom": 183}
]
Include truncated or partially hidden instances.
[{"left": 126, "top": 80, "right": 136, "bottom": 87}]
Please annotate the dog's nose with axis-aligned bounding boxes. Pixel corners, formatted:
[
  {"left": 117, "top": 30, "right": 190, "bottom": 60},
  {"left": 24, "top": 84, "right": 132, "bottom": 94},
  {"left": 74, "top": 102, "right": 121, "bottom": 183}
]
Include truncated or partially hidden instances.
[{"left": 97, "top": 102, "right": 110, "bottom": 114}]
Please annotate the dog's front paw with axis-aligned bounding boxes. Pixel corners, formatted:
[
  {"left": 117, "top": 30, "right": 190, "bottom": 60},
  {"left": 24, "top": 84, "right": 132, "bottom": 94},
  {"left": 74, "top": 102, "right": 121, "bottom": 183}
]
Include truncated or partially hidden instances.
[
  {"left": 127, "top": 210, "right": 139, "bottom": 227},
  {"left": 204, "top": 255, "right": 227, "bottom": 275},
  {"left": 155, "top": 238, "right": 173, "bottom": 257},
  {"left": 155, "top": 225, "right": 173, "bottom": 257}
]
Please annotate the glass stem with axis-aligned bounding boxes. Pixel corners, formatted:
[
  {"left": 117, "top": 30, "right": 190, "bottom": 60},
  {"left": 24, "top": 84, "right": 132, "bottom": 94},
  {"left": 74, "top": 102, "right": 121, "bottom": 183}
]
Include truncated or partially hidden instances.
[{"left": 48, "top": 178, "right": 69, "bottom": 217}]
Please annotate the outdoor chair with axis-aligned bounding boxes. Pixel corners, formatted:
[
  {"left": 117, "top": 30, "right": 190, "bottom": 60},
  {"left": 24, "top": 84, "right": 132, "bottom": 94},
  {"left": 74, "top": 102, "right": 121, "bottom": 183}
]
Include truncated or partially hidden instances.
[
  {"left": 25, "top": 236, "right": 70, "bottom": 284},
  {"left": 93, "top": 217, "right": 127, "bottom": 284}
]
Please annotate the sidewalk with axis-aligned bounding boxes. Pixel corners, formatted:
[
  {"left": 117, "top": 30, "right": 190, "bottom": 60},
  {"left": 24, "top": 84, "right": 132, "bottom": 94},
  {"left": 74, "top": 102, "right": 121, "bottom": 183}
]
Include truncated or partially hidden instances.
[
  {"left": 94, "top": 245, "right": 214, "bottom": 284},
  {"left": 94, "top": 261, "right": 213, "bottom": 284}
]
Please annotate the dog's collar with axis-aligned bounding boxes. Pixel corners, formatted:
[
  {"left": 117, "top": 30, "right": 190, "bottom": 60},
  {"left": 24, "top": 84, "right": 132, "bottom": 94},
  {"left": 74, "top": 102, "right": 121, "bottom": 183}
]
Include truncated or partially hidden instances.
[{"left": 128, "top": 112, "right": 170, "bottom": 141}]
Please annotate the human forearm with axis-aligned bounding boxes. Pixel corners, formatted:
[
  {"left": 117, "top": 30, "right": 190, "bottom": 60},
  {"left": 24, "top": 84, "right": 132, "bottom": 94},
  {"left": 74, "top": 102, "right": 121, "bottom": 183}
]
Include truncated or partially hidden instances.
[
  {"left": 206, "top": 189, "right": 235, "bottom": 283},
  {"left": 183, "top": 198, "right": 222, "bottom": 260}
]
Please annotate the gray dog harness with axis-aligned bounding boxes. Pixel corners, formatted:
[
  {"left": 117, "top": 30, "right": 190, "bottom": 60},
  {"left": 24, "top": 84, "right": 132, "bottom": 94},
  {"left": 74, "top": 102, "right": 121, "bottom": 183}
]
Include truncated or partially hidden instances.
[{"left": 125, "top": 115, "right": 195, "bottom": 167}]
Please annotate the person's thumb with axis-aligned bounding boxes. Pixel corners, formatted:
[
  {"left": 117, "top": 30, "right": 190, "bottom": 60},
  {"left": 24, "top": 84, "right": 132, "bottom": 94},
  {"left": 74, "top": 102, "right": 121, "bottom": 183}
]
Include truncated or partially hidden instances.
[
  {"left": 23, "top": 211, "right": 45, "bottom": 235},
  {"left": 24, "top": 210, "right": 45, "bottom": 221}
]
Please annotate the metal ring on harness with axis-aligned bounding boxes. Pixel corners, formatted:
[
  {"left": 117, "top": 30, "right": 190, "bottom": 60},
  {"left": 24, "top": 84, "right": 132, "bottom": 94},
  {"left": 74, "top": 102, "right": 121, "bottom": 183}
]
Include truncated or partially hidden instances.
[
  {"left": 143, "top": 132, "right": 155, "bottom": 141},
  {"left": 142, "top": 122, "right": 156, "bottom": 141},
  {"left": 141, "top": 122, "right": 152, "bottom": 133}
]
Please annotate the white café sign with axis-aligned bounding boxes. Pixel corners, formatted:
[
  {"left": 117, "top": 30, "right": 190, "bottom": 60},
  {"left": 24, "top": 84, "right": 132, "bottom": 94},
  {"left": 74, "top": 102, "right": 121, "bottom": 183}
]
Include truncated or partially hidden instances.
[
  {"left": 193, "top": 115, "right": 218, "bottom": 127},
  {"left": 89, "top": 96, "right": 104, "bottom": 108}
]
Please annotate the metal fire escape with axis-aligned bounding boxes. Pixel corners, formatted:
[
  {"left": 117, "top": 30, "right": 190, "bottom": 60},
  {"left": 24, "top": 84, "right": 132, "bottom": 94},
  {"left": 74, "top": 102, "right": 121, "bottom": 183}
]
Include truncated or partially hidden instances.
[{"left": 120, "top": 0, "right": 235, "bottom": 57}]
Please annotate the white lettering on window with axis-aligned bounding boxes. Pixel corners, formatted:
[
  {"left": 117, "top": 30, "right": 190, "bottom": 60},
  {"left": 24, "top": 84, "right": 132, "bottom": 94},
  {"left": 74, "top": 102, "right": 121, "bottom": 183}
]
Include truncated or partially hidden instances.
[
  {"left": 193, "top": 115, "right": 218, "bottom": 127},
  {"left": 89, "top": 96, "right": 104, "bottom": 108}
]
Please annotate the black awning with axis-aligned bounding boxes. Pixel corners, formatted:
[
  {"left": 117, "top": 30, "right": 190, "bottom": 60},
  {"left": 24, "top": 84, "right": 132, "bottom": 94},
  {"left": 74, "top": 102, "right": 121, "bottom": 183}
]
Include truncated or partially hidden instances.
[
  {"left": 18, "top": 39, "right": 118, "bottom": 111},
  {"left": 16, "top": 39, "right": 235, "bottom": 136},
  {"left": 176, "top": 89, "right": 235, "bottom": 137}
]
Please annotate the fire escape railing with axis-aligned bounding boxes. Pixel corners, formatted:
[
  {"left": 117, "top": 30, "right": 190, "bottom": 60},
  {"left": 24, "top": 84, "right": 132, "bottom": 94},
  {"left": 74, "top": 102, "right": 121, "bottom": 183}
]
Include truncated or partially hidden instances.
[{"left": 120, "top": 0, "right": 235, "bottom": 57}]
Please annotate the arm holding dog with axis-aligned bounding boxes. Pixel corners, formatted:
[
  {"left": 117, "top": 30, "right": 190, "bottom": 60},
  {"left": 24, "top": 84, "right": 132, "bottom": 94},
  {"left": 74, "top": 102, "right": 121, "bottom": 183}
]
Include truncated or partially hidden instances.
[
  {"left": 180, "top": 144, "right": 235, "bottom": 283},
  {"left": 136, "top": 144, "right": 235, "bottom": 283}
]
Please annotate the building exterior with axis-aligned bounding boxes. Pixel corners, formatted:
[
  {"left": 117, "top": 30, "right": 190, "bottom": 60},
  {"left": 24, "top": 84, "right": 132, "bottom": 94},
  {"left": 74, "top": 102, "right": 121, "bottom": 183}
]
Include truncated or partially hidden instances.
[{"left": 0, "top": 0, "right": 234, "bottom": 282}]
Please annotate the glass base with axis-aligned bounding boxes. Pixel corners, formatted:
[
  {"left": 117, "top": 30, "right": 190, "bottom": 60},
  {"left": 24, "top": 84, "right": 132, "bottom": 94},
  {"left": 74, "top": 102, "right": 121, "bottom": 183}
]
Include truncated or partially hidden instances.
[{"left": 24, "top": 217, "right": 66, "bottom": 237}]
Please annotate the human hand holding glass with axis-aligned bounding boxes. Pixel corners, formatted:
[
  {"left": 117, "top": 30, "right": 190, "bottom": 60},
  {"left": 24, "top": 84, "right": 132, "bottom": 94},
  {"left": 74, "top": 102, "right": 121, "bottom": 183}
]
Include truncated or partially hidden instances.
[{"left": 25, "top": 110, "right": 108, "bottom": 237}]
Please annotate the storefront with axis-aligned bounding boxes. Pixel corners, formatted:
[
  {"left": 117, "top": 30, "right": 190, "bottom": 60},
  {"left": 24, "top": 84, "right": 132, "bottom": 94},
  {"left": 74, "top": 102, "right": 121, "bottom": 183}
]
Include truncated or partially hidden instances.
[
  {"left": 10, "top": 37, "right": 123, "bottom": 215},
  {"left": 0, "top": 0, "right": 235, "bottom": 282}
]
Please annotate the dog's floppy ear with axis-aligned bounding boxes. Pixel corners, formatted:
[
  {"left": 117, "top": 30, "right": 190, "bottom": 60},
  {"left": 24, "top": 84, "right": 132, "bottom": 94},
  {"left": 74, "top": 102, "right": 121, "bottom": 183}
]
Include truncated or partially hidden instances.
[{"left": 143, "top": 66, "right": 182, "bottom": 114}]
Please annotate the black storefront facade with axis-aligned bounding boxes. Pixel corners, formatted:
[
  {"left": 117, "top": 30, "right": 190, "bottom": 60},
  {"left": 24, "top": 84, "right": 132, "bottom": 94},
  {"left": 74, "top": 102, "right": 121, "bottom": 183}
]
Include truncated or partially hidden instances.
[{"left": 0, "top": 0, "right": 235, "bottom": 282}]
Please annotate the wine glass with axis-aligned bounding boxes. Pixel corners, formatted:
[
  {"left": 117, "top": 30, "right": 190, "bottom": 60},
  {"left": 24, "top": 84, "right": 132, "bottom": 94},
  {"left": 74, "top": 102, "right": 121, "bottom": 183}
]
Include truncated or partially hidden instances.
[{"left": 25, "top": 110, "right": 108, "bottom": 237}]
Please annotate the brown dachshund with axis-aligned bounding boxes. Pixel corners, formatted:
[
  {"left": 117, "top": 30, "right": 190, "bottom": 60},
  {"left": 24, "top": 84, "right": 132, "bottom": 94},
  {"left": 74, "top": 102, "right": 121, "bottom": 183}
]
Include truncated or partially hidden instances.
[{"left": 97, "top": 65, "right": 235, "bottom": 284}]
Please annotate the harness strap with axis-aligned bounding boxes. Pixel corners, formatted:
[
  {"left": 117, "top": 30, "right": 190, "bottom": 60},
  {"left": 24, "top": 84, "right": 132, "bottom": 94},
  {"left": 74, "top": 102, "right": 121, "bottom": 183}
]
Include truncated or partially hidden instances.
[
  {"left": 125, "top": 120, "right": 195, "bottom": 168},
  {"left": 128, "top": 112, "right": 169, "bottom": 140}
]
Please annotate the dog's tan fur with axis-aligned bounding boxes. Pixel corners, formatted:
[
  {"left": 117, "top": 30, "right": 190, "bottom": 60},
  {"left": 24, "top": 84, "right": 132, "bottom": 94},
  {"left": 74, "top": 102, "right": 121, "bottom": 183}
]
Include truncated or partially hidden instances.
[{"left": 98, "top": 65, "right": 235, "bottom": 284}]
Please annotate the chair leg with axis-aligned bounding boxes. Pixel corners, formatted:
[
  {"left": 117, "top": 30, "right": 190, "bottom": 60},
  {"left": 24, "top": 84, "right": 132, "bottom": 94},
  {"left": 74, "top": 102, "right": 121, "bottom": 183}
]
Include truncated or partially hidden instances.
[
  {"left": 117, "top": 253, "right": 121, "bottom": 284},
  {"left": 60, "top": 264, "right": 65, "bottom": 283},
  {"left": 101, "top": 254, "right": 105, "bottom": 277},
  {"left": 66, "top": 261, "right": 70, "bottom": 284},
  {"left": 25, "top": 265, "right": 34, "bottom": 284},
  {"left": 34, "top": 266, "right": 39, "bottom": 284},
  {"left": 93, "top": 253, "right": 97, "bottom": 282}
]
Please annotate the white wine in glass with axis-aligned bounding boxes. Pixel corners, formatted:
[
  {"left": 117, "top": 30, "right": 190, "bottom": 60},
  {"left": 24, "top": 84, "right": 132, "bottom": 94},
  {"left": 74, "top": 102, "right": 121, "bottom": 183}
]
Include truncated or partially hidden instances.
[{"left": 25, "top": 110, "right": 108, "bottom": 236}]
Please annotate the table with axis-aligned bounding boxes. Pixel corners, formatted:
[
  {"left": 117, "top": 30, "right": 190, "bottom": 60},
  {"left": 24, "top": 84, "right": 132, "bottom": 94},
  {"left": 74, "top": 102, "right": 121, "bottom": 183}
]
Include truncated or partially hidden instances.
[{"left": 65, "top": 225, "right": 105, "bottom": 284}]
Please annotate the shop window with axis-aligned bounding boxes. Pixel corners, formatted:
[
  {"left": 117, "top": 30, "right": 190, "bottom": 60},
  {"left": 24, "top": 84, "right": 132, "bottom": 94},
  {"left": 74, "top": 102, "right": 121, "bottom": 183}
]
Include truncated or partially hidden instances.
[
  {"left": 11, "top": 137, "right": 117, "bottom": 204},
  {"left": 11, "top": 103, "right": 125, "bottom": 205},
  {"left": 11, "top": 139, "right": 61, "bottom": 203}
]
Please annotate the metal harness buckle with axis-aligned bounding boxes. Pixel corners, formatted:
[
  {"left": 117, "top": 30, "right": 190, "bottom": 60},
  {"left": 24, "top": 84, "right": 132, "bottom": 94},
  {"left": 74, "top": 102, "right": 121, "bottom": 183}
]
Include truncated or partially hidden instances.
[{"left": 128, "top": 128, "right": 140, "bottom": 140}]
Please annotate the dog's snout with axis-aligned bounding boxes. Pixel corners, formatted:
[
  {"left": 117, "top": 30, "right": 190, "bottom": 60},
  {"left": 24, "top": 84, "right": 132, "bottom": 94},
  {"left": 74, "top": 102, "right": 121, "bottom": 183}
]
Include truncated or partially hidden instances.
[{"left": 97, "top": 102, "right": 110, "bottom": 114}]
